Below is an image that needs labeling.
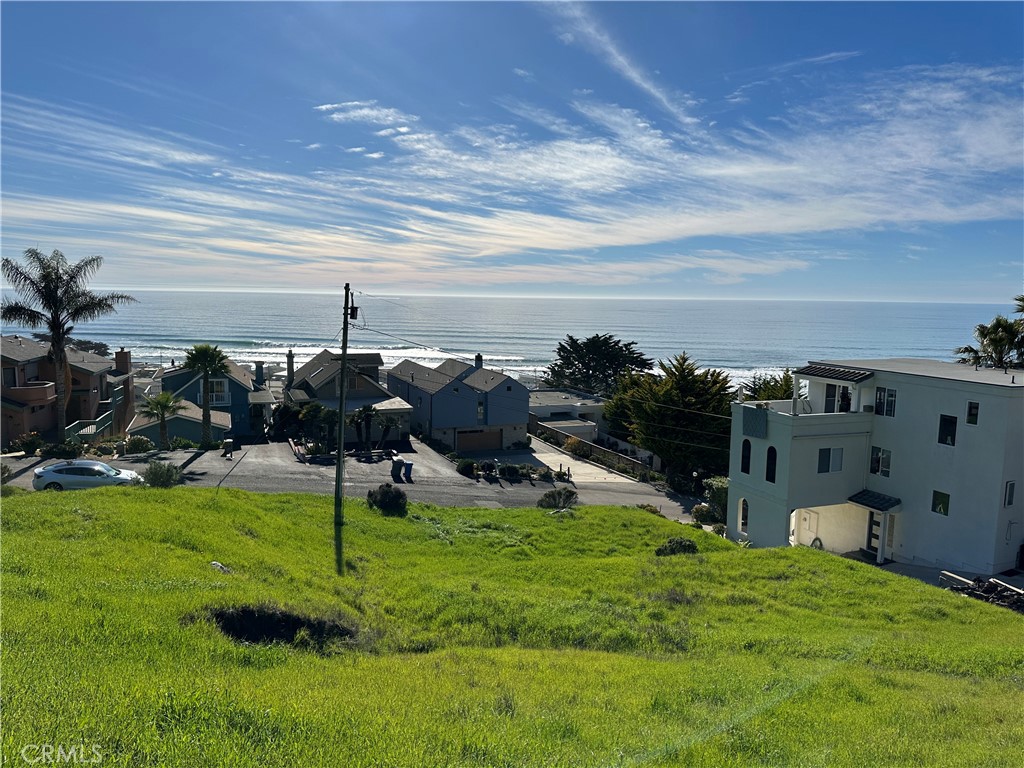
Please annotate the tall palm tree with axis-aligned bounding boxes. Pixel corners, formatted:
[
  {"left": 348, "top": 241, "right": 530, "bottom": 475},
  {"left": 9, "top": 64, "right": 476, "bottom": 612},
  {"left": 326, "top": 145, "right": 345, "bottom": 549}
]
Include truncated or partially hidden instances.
[
  {"left": 138, "top": 391, "right": 186, "bottom": 450},
  {"left": 1, "top": 249, "right": 135, "bottom": 439},
  {"left": 183, "top": 344, "right": 230, "bottom": 448}
]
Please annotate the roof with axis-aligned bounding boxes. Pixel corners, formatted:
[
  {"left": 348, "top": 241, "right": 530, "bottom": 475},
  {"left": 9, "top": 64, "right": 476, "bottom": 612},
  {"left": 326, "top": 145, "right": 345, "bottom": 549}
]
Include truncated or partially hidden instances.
[
  {"left": 817, "top": 359, "right": 1024, "bottom": 388},
  {"left": 530, "top": 389, "right": 604, "bottom": 408},
  {"left": 163, "top": 357, "right": 260, "bottom": 392},
  {"left": 291, "top": 349, "right": 383, "bottom": 390},
  {"left": 248, "top": 389, "right": 277, "bottom": 405},
  {"left": 436, "top": 359, "right": 473, "bottom": 378},
  {"left": 128, "top": 400, "right": 232, "bottom": 432},
  {"left": 463, "top": 368, "right": 515, "bottom": 392},
  {"left": 66, "top": 349, "right": 114, "bottom": 375},
  {"left": 848, "top": 489, "right": 902, "bottom": 512},
  {"left": 388, "top": 360, "right": 456, "bottom": 395},
  {"left": 794, "top": 364, "right": 873, "bottom": 384},
  {"left": 1, "top": 335, "right": 50, "bottom": 363}
]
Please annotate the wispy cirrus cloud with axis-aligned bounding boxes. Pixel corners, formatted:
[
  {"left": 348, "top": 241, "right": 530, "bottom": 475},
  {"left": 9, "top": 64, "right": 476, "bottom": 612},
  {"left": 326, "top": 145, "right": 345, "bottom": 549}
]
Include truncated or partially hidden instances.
[
  {"left": 316, "top": 99, "right": 419, "bottom": 126},
  {"left": 545, "top": 2, "right": 700, "bottom": 128}
]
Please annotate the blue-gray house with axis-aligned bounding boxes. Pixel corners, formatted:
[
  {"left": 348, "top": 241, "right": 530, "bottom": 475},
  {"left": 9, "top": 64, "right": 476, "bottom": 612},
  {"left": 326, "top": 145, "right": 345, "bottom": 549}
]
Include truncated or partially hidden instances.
[
  {"left": 158, "top": 359, "right": 275, "bottom": 441},
  {"left": 387, "top": 353, "right": 529, "bottom": 451}
]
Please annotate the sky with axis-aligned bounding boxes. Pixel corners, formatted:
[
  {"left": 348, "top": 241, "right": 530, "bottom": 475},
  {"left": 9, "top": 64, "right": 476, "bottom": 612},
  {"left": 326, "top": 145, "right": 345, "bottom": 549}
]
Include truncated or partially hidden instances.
[{"left": 1, "top": 1, "right": 1021, "bottom": 302}]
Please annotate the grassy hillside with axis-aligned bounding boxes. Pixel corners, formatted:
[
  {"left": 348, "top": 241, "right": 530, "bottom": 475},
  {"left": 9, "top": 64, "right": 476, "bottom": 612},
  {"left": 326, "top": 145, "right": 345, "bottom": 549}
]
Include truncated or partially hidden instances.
[{"left": 2, "top": 488, "right": 1022, "bottom": 767}]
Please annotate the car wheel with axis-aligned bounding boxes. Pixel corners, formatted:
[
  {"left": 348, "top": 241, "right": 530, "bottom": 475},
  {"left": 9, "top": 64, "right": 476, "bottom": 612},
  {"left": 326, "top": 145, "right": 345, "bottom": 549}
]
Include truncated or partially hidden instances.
[{"left": 44, "top": 482, "right": 63, "bottom": 491}]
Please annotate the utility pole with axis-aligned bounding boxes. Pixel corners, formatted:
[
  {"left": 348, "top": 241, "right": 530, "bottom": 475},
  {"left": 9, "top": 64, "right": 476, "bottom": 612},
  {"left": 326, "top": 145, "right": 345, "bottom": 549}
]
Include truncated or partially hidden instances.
[{"left": 334, "top": 283, "right": 355, "bottom": 576}]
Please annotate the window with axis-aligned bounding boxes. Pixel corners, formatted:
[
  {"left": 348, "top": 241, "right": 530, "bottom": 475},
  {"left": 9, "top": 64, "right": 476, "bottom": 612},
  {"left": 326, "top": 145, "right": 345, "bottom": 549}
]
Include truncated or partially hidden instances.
[
  {"left": 204, "top": 379, "right": 229, "bottom": 405},
  {"left": 1006, "top": 481, "right": 1016, "bottom": 507},
  {"left": 765, "top": 446, "right": 777, "bottom": 484},
  {"left": 874, "top": 387, "right": 897, "bottom": 417},
  {"left": 477, "top": 401, "right": 484, "bottom": 420},
  {"left": 870, "top": 446, "right": 892, "bottom": 478},
  {"left": 966, "top": 401, "right": 979, "bottom": 425},
  {"left": 2, "top": 367, "right": 15, "bottom": 388},
  {"left": 937, "top": 415, "right": 957, "bottom": 446},
  {"left": 740, "top": 499, "right": 749, "bottom": 533},
  {"left": 931, "top": 490, "right": 950, "bottom": 516},
  {"left": 506, "top": 385, "right": 512, "bottom": 392},
  {"left": 740, "top": 439, "right": 751, "bottom": 474},
  {"left": 817, "top": 447, "right": 843, "bottom": 473},
  {"left": 453, "top": 386, "right": 459, "bottom": 393}
]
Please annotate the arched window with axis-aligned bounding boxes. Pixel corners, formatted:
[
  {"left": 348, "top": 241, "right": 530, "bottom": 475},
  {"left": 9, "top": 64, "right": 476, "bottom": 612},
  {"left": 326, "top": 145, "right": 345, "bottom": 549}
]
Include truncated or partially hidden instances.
[
  {"left": 766, "top": 446, "right": 777, "bottom": 484},
  {"left": 741, "top": 439, "right": 751, "bottom": 474},
  {"left": 740, "top": 499, "right": 749, "bottom": 533}
]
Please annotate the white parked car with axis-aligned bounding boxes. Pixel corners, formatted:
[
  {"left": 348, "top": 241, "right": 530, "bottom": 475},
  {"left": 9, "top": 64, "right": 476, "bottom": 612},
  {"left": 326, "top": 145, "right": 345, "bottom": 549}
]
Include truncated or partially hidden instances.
[{"left": 33, "top": 460, "right": 141, "bottom": 491}]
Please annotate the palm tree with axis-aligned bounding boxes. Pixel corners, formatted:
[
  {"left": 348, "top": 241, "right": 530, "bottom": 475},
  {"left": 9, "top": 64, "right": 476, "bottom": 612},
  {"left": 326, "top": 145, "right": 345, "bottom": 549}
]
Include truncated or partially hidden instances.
[
  {"left": 183, "top": 344, "right": 230, "bottom": 448},
  {"left": 376, "top": 414, "right": 401, "bottom": 450},
  {"left": 954, "top": 315, "right": 1020, "bottom": 369},
  {"left": 138, "top": 391, "right": 187, "bottom": 450},
  {"left": 1, "top": 249, "right": 135, "bottom": 439}
]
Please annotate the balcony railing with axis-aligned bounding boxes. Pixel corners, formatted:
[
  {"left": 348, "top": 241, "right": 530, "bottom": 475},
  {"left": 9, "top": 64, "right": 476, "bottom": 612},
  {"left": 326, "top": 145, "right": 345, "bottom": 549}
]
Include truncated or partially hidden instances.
[
  {"left": 65, "top": 410, "right": 113, "bottom": 442},
  {"left": 7, "top": 380, "right": 56, "bottom": 405}
]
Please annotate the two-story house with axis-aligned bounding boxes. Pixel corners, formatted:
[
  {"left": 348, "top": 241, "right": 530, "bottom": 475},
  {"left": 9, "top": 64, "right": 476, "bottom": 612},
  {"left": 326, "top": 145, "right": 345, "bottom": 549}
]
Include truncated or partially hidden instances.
[
  {"left": 727, "top": 359, "right": 1023, "bottom": 576},
  {"left": 158, "top": 358, "right": 274, "bottom": 442},
  {"left": 387, "top": 354, "right": 529, "bottom": 451},
  {"left": 284, "top": 349, "right": 412, "bottom": 445},
  {"left": 2, "top": 335, "right": 135, "bottom": 447}
]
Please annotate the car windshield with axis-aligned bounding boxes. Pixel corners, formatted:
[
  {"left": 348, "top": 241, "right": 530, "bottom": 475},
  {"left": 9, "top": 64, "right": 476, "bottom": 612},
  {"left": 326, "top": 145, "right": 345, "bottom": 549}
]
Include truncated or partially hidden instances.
[{"left": 103, "top": 467, "right": 120, "bottom": 476}]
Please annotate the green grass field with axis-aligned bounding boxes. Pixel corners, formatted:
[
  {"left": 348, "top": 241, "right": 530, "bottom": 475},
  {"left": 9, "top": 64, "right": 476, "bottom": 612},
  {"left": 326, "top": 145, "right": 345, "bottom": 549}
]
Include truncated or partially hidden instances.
[{"left": 2, "top": 487, "right": 1022, "bottom": 766}]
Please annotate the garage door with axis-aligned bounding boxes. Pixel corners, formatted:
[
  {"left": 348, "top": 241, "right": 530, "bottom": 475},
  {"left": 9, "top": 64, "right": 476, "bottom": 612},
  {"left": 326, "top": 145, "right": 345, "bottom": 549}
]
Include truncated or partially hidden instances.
[{"left": 456, "top": 429, "right": 502, "bottom": 451}]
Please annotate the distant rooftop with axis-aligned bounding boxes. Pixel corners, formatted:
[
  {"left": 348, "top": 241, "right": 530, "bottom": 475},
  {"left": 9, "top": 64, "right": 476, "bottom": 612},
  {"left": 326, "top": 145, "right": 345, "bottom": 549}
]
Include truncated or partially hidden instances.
[{"left": 530, "top": 388, "right": 604, "bottom": 408}]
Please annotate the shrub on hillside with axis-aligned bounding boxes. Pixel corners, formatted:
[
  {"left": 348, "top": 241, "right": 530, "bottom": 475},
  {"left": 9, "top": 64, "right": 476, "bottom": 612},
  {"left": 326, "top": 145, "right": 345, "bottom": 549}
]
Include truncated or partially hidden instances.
[
  {"left": 537, "top": 487, "right": 578, "bottom": 509},
  {"left": 636, "top": 503, "right": 661, "bottom": 515},
  {"left": 143, "top": 461, "right": 182, "bottom": 488},
  {"left": 703, "top": 476, "right": 729, "bottom": 518},
  {"left": 367, "top": 483, "right": 408, "bottom": 517},
  {"left": 124, "top": 435, "right": 156, "bottom": 454},
  {"left": 456, "top": 458, "right": 477, "bottom": 478},
  {"left": 655, "top": 537, "right": 698, "bottom": 556},
  {"left": 11, "top": 431, "right": 44, "bottom": 455},
  {"left": 40, "top": 440, "right": 84, "bottom": 459},
  {"left": 536, "top": 466, "right": 554, "bottom": 482},
  {"left": 712, "top": 523, "right": 727, "bottom": 537},
  {"left": 446, "top": 452, "right": 460, "bottom": 462},
  {"left": 563, "top": 437, "right": 592, "bottom": 459},
  {"left": 689, "top": 521, "right": 704, "bottom": 529},
  {"left": 1, "top": 464, "right": 11, "bottom": 485},
  {"left": 170, "top": 437, "right": 199, "bottom": 450}
]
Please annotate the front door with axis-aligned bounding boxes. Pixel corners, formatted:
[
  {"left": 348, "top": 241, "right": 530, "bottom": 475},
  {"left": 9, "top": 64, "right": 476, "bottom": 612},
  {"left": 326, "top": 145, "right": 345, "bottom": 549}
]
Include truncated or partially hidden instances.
[{"left": 865, "top": 511, "right": 880, "bottom": 555}]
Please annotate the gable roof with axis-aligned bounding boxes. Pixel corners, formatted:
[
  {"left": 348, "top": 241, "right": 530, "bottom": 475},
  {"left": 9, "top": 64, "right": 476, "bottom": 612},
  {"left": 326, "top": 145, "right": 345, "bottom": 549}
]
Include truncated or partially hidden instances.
[
  {"left": 163, "top": 357, "right": 260, "bottom": 393},
  {"left": 388, "top": 360, "right": 456, "bottom": 394},
  {"left": 128, "top": 400, "right": 232, "bottom": 432},
  {"left": 435, "top": 359, "right": 473, "bottom": 378},
  {"left": 463, "top": 368, "right": 516, "bottom": 392},
  {"left": 291, "top": 349, "right": 384, "bottom": 390},
  {"left": 66, "top": 349, "right": 114, "bottom": 375},
  {"left": 1, "top": 335, "right": 50, "bottom": 363}
]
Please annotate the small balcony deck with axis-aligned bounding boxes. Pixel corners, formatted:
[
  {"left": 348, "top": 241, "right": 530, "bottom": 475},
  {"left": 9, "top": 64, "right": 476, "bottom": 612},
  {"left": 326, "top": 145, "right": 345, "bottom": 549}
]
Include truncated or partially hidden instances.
[{"left": 7, "top": 380, "right": 56, "bottom": 405}]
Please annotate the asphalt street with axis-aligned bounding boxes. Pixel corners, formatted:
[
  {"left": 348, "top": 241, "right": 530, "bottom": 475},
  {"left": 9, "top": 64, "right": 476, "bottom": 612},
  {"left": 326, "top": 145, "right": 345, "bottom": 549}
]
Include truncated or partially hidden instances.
[{"left": 3, "top": 438, "right": 695, "bottom": 518}]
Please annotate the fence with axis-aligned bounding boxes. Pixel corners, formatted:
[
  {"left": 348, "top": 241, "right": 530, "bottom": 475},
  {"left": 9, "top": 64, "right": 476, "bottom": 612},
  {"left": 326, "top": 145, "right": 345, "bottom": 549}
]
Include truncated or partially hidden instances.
[{"left": 529, "top": 415, "right": 654, "bottom": 480}]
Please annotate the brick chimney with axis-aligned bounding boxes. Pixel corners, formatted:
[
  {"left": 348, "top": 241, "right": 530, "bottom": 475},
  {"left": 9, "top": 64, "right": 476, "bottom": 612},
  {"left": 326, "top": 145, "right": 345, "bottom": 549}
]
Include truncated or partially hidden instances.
[
  {"left": 474, "top": 353, "right": 483, "bottom": 369},
  {"left": 286, "top": 350, "right": 295, "bottom": 387},
  {"left": 114, "top": 347, "right": 132, "bottom": 374},
  {"left": 255, "top": 361, "right": 265, "bottom": 386}
]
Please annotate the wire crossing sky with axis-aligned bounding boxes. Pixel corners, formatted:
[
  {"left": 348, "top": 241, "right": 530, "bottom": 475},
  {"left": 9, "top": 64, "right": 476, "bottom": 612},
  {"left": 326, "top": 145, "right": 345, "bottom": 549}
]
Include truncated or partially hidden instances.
[{"left": 1, "top": 2, "right": 1021, "bottom": 301}]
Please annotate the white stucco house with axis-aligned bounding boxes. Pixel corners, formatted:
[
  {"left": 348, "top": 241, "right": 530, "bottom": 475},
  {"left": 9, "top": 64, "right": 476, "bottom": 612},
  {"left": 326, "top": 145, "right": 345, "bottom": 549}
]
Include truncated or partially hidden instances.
[{"left": 727, "top": 359, "right": 1023, "bottom": 576}]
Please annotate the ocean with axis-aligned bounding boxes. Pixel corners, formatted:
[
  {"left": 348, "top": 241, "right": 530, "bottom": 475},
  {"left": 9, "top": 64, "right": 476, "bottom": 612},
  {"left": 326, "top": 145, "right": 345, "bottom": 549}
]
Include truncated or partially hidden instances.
[{"left": 3, "top": 290, "right": 1005, "bottom": 385}]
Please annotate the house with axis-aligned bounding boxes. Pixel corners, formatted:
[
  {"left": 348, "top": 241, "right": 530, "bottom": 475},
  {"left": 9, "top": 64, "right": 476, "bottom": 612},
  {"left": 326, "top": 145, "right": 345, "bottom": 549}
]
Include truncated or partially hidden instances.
[
  {"left": 2, "top": 335, "right": 135, "bottom": 447},
  {"left": 158, "top": 358, "right": 275, "bottom": 441},
  {"left": 127, "top": 400, "right": 231, "bottom": 446},
  {"left": 726, "top": 358, "right": 1024, "bottom": 576},
  {"left": 284, "top": 349, "right": 412, "bottom": 446},
  {"left": 529, "top": 388, "right": 606, "bottom": 441},
  {"left": 387, "top": 353, "right": 529, "bottom": 451}
]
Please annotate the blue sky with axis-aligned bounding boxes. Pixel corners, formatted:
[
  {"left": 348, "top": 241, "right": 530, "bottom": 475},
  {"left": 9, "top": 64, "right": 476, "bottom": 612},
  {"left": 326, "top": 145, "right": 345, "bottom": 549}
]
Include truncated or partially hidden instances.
[{"left": 1, "top": 2, "right": 1021, "bottom": 301}]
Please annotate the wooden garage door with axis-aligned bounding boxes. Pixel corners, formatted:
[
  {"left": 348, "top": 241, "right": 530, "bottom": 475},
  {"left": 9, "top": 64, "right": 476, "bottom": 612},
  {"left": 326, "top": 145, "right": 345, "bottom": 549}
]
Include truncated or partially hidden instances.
[{"left": 456, "top": 429, "right": 502, "bottom": 451}]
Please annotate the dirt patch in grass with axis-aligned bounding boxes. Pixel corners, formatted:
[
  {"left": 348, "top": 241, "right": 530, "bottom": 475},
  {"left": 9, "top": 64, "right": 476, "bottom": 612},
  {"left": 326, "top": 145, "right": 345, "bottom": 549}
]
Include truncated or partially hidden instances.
[{"left": 202, "top": 604, "right": 357, "bottom": 651}]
